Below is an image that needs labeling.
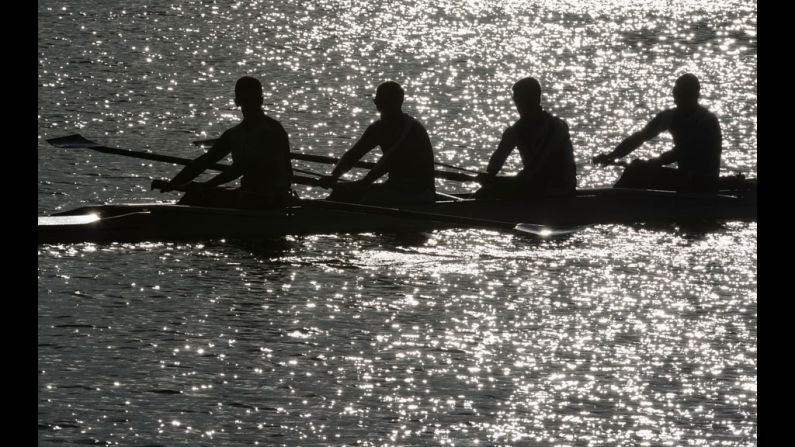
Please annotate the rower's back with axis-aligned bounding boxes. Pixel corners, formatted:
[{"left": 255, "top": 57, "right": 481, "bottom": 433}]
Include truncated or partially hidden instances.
[
  {"left": 224, "top": 115, "right": 292, "bottom": 196},
  {"left": 662, "top": 104, "right": 722, "bottom": 178},
  {"left": 512, "top": 111, "right": 577, "bottom": 195},
  {"left": 324, "top": 81, "right": 436, "bottom": 205},
  {"left": 481, "top": 77, "right": 577, "bottom": 199},
  {"left": 362, "top": 114, "right": 435, "bottom": 193},
  {"left": 171, "top": 76, "right": 294, "bottom": 209},
  {"left": 594, "top": 74, "right": 724, "bottom": 192}
]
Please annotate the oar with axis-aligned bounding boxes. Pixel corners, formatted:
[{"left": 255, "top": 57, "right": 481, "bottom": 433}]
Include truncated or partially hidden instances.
[
  {"left": 193, "top": 137, "right": 480, "bottom": 182},
  {"left": 433, "top": 161, "right": 486, "bottom": 175},
  {"left": 148, "top": 179, "right": 580, "bottom": 237},
  {"left": 300, "top": 200, "right": 583, "bottom": 237},
  {"left": 46, "top": 134, "right": 327, "bottom": 188},
  {"left": 192, "top": 138, "right": 220, "bottom": 146},
  {"left": 602, "top": 160, "right": 630, "bottom": 167}
]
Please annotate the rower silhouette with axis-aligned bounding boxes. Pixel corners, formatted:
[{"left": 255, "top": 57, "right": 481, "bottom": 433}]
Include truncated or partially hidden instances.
[
  {"left": 318, "top": 81, "right": 436, "bottom": 204},
  {"left": 156, "top": 76, "right": 293, "bottom": 208},
  {"left": 475, "top": 77, "right": 577, "bottom": 199},
  {"left": 593, "top": 73, "right": 722, "bottom": 191}
]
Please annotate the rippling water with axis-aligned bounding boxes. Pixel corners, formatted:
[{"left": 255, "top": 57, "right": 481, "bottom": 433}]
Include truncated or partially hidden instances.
[{"left": 38, "top": 0, "right": 756, "bottom": 445}]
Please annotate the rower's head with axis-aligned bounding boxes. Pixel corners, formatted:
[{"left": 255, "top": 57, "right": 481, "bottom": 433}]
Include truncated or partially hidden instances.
[
  {"left": 234, "top": 76, "right": 264, "bottom": 111},
  {"left": 373, "top": 81, "right": 404, "bottom": 118},
  {"left": 512, "top": 77, "right": 542, "bottom": 118},
  {"left": 673, "top": 73, "right": 700, "bottom": 109}
]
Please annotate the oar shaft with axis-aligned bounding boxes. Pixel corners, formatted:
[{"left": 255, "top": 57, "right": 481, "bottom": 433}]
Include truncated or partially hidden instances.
[
  {"left": 47, "top": 134, "right": 326, "bottom": 188},
  {"left": 151, "top": 175, "right": 325, "bottom": 191},
  {"left": 145, "top": 181, "right": 580, "bottom": 237},
  {"left": 149, "top": 179, "right": 506, "bottom": 227},
  {"left": 50, "top": 133, "right": 477, "bottom": 183},
  {"left": 300, "top": 199, "right": 518, "bottom": 230},
  {"left": 433, "top": 161, "right": 485, "bottom": 175},
  {"left": 194, "top": 136, "right": 479, "bottom": 182},
  {"left": 289, "top": 152, "right": 477, "bottom": 182}
]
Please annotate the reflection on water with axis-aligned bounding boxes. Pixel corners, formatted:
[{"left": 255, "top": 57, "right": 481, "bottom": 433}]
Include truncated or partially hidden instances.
[
  {"left": 39, "top": 224, "right": 756, "bottom": 444},
  {"left": 39, "top": 0, "right": 755, "bottom": 445},
  {"left": 37, "top": 0, "right": 755, "bottom": 213}
]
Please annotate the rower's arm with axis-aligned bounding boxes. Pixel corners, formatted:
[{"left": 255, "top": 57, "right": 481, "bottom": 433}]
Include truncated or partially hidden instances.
[
  {"left": 652, "top": 149, "right": 678, "bottom": 166},
  {"left": 607, "top": 111, "right": 671, "bottom": 159},
  {"left": 486, "top": 128, "right": 518, "bottom": 175},
  {"left": 203, "top": 166, "right": 243, "bottom": 187},
  {"left": 328, "top": 126, "right": 377, "bottom": 181},
  {"left": 609, "top": 132, "right": 645, "bottom": 159},
  {"left": 169, "top": 134, "right": 233, "bottom": 186},
  {"left": 518, "top": 119, "right": 571, "bottom": 182},
  {"left": 359, "top": 119, "right": 417, "bottom": 185},
  {"left": 359, "top": 149, "right": 393, "bottom": 185},
  {"left": 277, "top": 125, "right": 293, "bottom": 180}
]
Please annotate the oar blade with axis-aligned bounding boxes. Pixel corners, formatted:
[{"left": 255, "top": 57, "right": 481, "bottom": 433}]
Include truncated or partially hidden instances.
[
  {"left": 513, "top": 223, "right": 584, "bottom": 237},
  {"left": 46, "top": 134, "right": 102, "bottom": 149}
]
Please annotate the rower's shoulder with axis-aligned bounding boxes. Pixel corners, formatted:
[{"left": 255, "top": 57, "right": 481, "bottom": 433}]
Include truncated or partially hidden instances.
[
  {"left": 262, "top": 115, "right": 288, "bottom": 133},
  {"left": 649, "top": 108, "right": 677, "bottom": 124},
  {"left": 405, "top": 114, "right": 430, "bottom": 134},
  {"left": 224, "top": 117, "right": 289, "bottom": 142},
  {"left": 262, "top": 114, "right": 285, "bottom": 125},
  {"left": 403, "top": 113, "right": 423, "bottom": 124},
  {"left": 513, "top": 111, "right": 570, "bottom": 130},
  {"left": 696, "top": 105, "right": 720, "bottom": 122},
  {"left": 652, "top": 107, "right": 676, "bottom": 117},
  {"left": 363, "top": 119, "right": 384, "bottom": 135},
  {"left": 546, "top": 112, "right": 570, "bottom": 130},
  {"left": 217, "top": 125, "right": 239, "bottom": 141},
  {"left": 366, "top": 115, "right": 424, "bottom": 131},
  {"left": 673, "top": 105, "right": 719, "bottom": 124}
]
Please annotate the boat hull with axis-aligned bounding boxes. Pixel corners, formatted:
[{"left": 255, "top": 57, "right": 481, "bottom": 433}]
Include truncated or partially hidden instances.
[
  {"left": 38, "top": 189, "right": 757, "bottom": 244},
  {"left": 38, "top": 203, "right": 452, "bottom": 244},
  {"left": 428, "top": 188, "right": 757, "bottom": 226}
]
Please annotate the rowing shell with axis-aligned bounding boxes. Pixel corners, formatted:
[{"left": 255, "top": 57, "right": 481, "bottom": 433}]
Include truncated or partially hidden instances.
[{"left": 37, "top": 187, "right": 756, "bottom": 244}]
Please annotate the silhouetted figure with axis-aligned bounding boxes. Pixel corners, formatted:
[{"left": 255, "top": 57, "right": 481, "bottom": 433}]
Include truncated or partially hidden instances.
[
  {"left": 157, "top": 76, "right": 292, "bottom": 208},
  {"left": 593, "top": 73, "right": 722, "bottom": 191},
  {"left": 475, "top": 77, "right": 576, "bottom": 200},
  {"left": 318, "top": 81, "right": 436, "bottom": 204}
]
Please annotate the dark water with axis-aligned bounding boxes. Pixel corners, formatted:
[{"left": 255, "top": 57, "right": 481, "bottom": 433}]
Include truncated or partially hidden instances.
[{"left": 38, "top": 0, "right": 756, "bottom": 445}]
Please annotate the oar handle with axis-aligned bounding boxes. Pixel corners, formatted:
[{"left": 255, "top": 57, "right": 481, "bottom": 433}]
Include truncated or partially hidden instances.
[
  {"left": 592, "top": 156, "right": 629, "bottom": 168},
  {"left": 150, "top": 179, "right": 175, "bottom": 191}
]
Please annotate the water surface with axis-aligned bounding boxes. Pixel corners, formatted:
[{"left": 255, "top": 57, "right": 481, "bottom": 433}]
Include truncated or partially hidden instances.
[{"left": 38, "top": 0, "right": 756, "bottom": 445}]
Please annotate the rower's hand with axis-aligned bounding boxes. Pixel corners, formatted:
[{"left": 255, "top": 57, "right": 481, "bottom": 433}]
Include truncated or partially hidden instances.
[
  {"left": 317, "top": 175, "right": 338, "bottom": 188},
  {"left": 592, "top": 153, "right": 616, "bottom": 165},
  {"left": 151, "top": 180, "right": 201, "bottom": 192},
  {"left": 182, "top": 181, "right": 206, "bottom": 192},
  {"left": 476, "top": 172, "right": 495, "bottom": 185},
  {"left": 641, "top": 157, "right": 664, "bottom": 167},
  {"left": 330, "top": 180, "right": 369, "bottom": 198},
  {"left": 151, "top": 179, "right": 175, "bottom": 192},
  {"left": 333, "top": 179, "right": 367, "bottom": 192},
  {"left": 628, "top": 159, "right": 658, "bottom": 168}
]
